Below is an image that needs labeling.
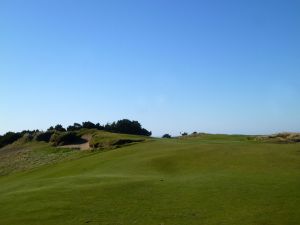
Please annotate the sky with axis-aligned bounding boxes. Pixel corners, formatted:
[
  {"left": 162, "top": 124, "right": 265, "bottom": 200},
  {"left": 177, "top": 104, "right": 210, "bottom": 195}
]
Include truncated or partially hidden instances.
[{"left": 1, "top": 0, "right": 300, "bottom": 136}]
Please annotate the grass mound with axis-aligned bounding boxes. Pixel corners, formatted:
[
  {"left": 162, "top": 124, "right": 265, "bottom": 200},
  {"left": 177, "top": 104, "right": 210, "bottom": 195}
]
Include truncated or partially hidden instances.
[
  {"left": 0, "top": 130, "right": 148, "bottom": 176},
  {"left": 89, "top": 130, "right": 147, "bottom": 149}
]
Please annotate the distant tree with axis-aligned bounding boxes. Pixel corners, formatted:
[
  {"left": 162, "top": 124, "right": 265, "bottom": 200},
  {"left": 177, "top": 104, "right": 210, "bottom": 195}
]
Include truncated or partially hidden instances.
[
  {"left": 67, "top": 123, "right": 82, "bottom": 131},
  {"left": 47, "top": 125, "right": 66, "bottom": 132},
  {"left": 105, "top": 122, "right": 115, "bottom": 131},
  {"left": 104, "top": 119, "right": 151, "bottom": 136},
  {"left": 95, "top": 123, "right": 104, "bottom": 130},
  {"left": 0, "top": 132, "right": 22, "bottom": 148},
  {"left": 67, "top": 125, "right": 75, "bottom": 131},
  {"left": 47, "top": 126, "right": 54, "bottom": 131},
  {"left": 20, "top": 130, "right": 38, "bottom": 135},
  {"left": 35, "top": 131, "right": 54, "bottom": 142},
  {"left": 162, "top": 134, "right": 172, "bottom": 138},
  {"left": 181, "top": 132, "right": 188, "bottom": 136},
  {"left": 0, "top": 119, "right": 152, "bottom": 148},
  {"left": 104, "top": 123, "right": 113, "bottom": 131},
  {"left": 82, "top": 121, "right": 96, "bottom": 129},
  {"left": 117, "top": 119, "right": 151, "bottom": 136},
  {"left": 141, "top": 128, "right": 152, "bottom": 136},
  {"left": 54, "top": 124, "right": 66, "bottom": 132},
  {"left": 74, "top": 123, "right": 82, "bottom": 129}
]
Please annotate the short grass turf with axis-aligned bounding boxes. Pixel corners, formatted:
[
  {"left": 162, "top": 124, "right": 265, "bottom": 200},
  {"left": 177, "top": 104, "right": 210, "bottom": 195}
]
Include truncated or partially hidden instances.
[{"left": 0, "top": 135, "right": 300, "bottom": 225}]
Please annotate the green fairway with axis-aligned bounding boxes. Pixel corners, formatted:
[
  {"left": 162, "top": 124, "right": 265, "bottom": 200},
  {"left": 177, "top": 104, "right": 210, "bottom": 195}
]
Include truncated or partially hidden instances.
[{"left": 0, "top": 135, "right": 300, "bottom": 225}]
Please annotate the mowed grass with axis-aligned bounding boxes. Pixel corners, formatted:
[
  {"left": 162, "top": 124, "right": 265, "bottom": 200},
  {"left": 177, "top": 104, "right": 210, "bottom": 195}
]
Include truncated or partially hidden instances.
[{"left": 0, "top": 135, "right": 300, "bottom": 225}]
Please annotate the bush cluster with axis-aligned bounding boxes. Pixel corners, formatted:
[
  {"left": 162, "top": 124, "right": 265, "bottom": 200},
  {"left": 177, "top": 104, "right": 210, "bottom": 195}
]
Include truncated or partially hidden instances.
[
  {"left": 104, "top": 119, "right": 151, "bottom": 136},
  {"left": 50, "top": 119, "right": 151, "bottom": 136},
  {"left": 50, "top": 132, "right": 83, "bottom": 146},
  {"left": 0, "top": 132, "right": 22, "bottom": 148},
  {"left": 162, "top": 134, "right": 172, "bottom": 138},
  {"left": 35, "top": 131, "right": 54, "bottom": 142}
]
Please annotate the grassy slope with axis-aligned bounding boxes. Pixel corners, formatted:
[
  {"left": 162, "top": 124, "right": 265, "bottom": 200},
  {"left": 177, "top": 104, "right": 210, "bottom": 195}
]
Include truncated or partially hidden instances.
[
  {"left": 87, "top": 129, "right": 147, "bottom": 148},
  {"left": 0, "top": 130, "right": 148, "bottom": 176},
  {"left": 0, "top": 135, "right": 300, "bottom": 225},
  {"left": 0, "top": 142, "right": 87, "bottom": 176}
]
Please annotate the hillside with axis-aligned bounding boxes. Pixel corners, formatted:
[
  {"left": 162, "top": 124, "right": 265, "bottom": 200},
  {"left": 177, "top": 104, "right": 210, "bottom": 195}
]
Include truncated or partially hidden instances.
[
  {"left": 0, "top": 133, "right": 300, "bottom": 225},
  {"left": 0, "top": 129, "right": 150, "bottom": 176}
]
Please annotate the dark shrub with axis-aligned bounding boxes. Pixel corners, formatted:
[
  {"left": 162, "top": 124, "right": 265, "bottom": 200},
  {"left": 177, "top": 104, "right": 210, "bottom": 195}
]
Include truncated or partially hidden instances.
[
  {"left": 105, "top": 119, "right": 151, "bottom": 136},
  {"left": 20, "top": 130, "right": 38, "bottom": 135},
  {"left": 82, "top": 121, "right": 93, "bottom": 129},
  {"left": 67, "top": 123, "right": 82, "bottom": 131},
  {"left": 35, "top": 131, "right": 54, "bottom": 142},
  {"left": 48, "top": 125, "right": 66, "bottom": 132},
  {"left": 95, "top": 123, "right": 104, "bottom": 130},
  {"left": 67, "top": 126, "right": 74, "bottom": 131},
  {"left": 54, "top": 124, "right": 66, "bottom": 132},
  {"left": 47, "top": 126, "right": 54, "bottom": 131},
  {"left": 0, "top": 132, "right": 22, "bottom": 148},
  {"left": 181, "top": 132, "right": 188, "bottom": 136},
  {"left": 50, "top": 132, "right": 84, "bottom": 146},
  {"left": 162, "top": 134, "right": 172, "bottom": 138},
  {"left": 82, "top": 121, "right": 97, "bottom": 129}
]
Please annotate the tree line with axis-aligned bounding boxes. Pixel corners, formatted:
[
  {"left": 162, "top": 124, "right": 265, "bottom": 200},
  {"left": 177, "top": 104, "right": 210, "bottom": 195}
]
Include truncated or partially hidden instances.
[
  {"left": 48, "top": 119, "right": 151, "bottom": 136},
  {"left": 0, "top": 119, "right": 151, "bottom": 148}
]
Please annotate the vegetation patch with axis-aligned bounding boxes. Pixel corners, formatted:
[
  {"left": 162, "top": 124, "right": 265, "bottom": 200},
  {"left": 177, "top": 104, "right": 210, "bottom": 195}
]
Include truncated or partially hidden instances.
[
  {"left": 0, "top": 142, "right": 86, "bottom": 176},
  {"left": 34, "top": 131, "right": 54, "bottom": 142},
  {"left": 0, "top": 119, "right": 151, "bottom": 149},
  {"left": 0, "top": 132, "right": 22, "bottom": 148},
  {"left": 256, "top": 133, "right": 300, "bottom": 143},
  {"left": 89, "top": 131, "right": 147, "bottom": 149},
  {"left": 50, "top": 132, "right": 86, "bottom": 146}
]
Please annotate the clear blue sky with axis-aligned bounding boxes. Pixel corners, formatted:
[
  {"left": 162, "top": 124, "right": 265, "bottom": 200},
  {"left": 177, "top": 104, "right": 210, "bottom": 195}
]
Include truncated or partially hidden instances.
[{"left": 1, "top": 0, "right": 300, "bottom": 136}]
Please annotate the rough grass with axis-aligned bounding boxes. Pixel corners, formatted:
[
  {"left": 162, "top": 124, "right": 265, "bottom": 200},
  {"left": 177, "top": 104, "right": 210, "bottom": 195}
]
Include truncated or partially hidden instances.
[
  {"left": 0, "top": 130, "right": 147, "bottom": 176},
  {"left": 256, "top": 132, "right": 300, "bottom": 143},
  {"left": 0, "top": 135, "right": 300, "bottom": 225},
  {"left": 0, "top": 142, "right": 88, "bottom": 176}
]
